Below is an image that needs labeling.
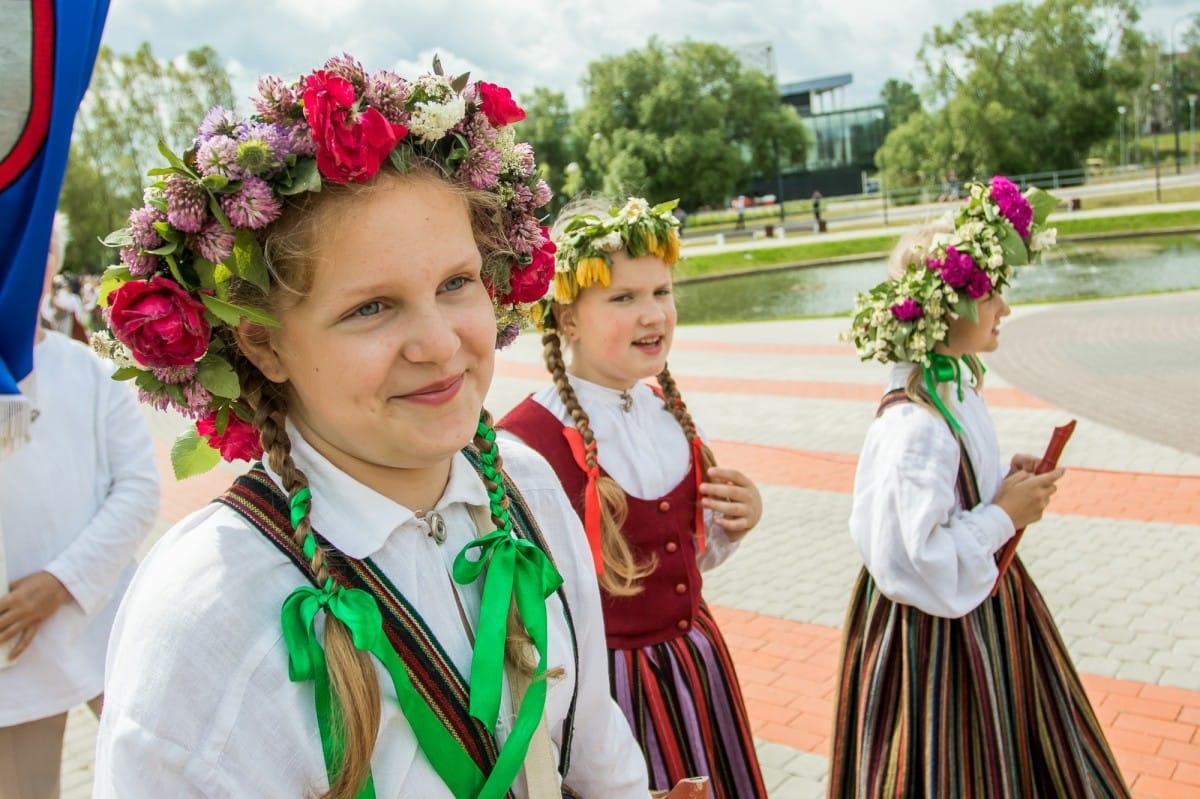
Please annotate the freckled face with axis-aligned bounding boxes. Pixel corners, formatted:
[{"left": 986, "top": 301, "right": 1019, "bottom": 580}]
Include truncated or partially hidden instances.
[
  {"left": 256, "top": 176, "right": 497, "bottom": 491},
  {"left": 556, "top": 251, "right": 676, "bottom": 389}
]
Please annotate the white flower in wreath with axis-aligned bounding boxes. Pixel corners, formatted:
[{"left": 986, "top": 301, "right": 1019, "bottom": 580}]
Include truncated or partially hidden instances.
[
  {"left": 594, "top": 230, "right": 624, "bottom": 252},
  {"left": 1030, "top": 228, "right": 1058, "bottom": 252},
  {"left": 619, "top": 197, "right": 649, "bottom": 220},
  {"left": 408, "top": 94, "right": 467, "bottom": 143}
]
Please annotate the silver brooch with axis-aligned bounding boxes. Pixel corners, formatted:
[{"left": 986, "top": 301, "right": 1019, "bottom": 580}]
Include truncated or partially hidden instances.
[{"left": 417, "top": 510, "right": 447, "bottom": 545}]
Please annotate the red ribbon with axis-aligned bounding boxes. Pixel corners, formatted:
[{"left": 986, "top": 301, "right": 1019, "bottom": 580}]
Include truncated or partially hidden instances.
[
  {"left": 691, "top": 437, "right": 707, "bottom": 555},
  {"left": 562, "top": 427, "right": 604, "bottom": 574}
]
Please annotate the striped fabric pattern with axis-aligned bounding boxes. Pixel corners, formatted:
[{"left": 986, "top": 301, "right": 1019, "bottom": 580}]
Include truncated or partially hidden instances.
[
  {"left": 217, "top": 461, "right": 583, "bottom": 794},
  {"left": 609, "top": 601, "right": 768, "bottom": 799},
  {"left": 827, "top": 390, "right": 1131, "bottom": 798},
  {"left": 828, "top": 559, "right": 1131, "bottom": 798}
]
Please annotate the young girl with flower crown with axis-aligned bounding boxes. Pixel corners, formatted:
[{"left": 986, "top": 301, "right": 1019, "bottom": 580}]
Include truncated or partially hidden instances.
[
  {"left": 497, "top": 197, "right": 768, "bottom": 799},
  {"left": 828, "top": 177, "right": 1130, "bottom": 798},
  {"left": 91, "top": 55, "right": 652, "bottom": 799}
]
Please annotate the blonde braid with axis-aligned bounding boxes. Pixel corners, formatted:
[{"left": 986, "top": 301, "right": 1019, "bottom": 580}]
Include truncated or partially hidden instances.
[
  {"left": 240, "top": 367, "right": 381, "bottom": 799},
  {"left": 655, "top": 365, "right": 717, "bottom": 474},
  {"left": 542, "top": 332, "right": 654, "bottom": 596}
]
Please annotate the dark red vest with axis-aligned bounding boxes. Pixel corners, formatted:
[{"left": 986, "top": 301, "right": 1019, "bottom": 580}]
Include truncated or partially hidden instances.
[{"left": 498, "top": 398, "right": 703, "bottom": 649}]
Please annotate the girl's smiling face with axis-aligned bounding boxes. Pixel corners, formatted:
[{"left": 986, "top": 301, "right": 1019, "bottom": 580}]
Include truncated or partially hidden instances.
[
  {"left": 241, "top": 174, "right": 497, "bottom": 501},
  {"left": 556, "top": 251, "right": 676, "bottom": 390}
]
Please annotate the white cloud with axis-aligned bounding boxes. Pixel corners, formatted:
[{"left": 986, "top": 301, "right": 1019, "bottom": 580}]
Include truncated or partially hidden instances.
[{"left": 100, "top": 0, "right": 1191, "bottom": 113}]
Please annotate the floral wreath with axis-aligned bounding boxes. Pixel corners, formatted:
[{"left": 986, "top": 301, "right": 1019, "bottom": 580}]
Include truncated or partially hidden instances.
[
  {"left": 537, "top": 196, "right": 681, "bottom": 329},
  {"left": 91, "top": 55, "right": 555, "bottom": 476},
  {"left": 845, "top": 176, "right": 1057, "bottom": 428}
]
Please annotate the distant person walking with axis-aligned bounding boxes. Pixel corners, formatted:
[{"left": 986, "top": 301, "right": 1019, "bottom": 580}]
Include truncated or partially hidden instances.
[{"left": 811, "top": 190, "right": 823, "bottom": 231}]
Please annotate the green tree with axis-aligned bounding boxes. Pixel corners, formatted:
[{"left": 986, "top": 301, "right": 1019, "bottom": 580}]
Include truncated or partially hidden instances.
[
  {"left": 515, "top": 88, "right": 578, "bottom": 212},
  {"left": 569, "top": 38, "right": 810, "bottom": 210},
  {"left": 58, "top": 43, "right": 234, "bottom": 273},
  {"left": 876, "top": 0, "right": 1140, "bottom": 186},
  {"left": 879, "top": 79, "right": 922, "bottom": 128}
]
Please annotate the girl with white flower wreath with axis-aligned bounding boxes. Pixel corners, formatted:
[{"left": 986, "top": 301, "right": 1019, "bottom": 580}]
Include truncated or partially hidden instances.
[
  {"left": 497, "top": 196, "right": 768, "bottom": 799},
  {"left": 828, "top": 177, "right": 1130, "bottom": 797},
  {"left": 91, "top": 55, "right": 655, "bottom": 799}
]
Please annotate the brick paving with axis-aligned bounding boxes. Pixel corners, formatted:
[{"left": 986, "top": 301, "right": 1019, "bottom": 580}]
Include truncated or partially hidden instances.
[{"left": 59, "top": 291, "right": 1200, "bottom": 797}]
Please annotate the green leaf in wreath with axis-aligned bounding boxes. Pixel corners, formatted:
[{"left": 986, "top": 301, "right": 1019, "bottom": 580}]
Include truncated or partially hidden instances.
[
  {"left": 1025, "top": 186, "right": 1058, "bottom": 227},
  {"left": 996, "top": 222, "right": 1028, "bottom": 267},
  {"left": 279, "top": 158, "right": 321, "bottom": 196},
  {"left": 230, "top": 229, "right": 270, "bottom": 293},
  {"left": 199, "top": 293, "right": 281, "bottom": 328},
  {"left": 157, "top": 141, "right": 197, "bottom": 177},
  {"left": 171, "top": 427, "right": 222, "bottom": 479},
  {"left": 196, "top": 353, "right": 241, "bottom": 399},
  {"left": 101, "top": 228, "right": 135, "bottom": 248},
  {"left": 110, "top": 366, "right": 143, "bottom": 382},
  {"left": 953, "top": 295, "right": 978, "bottom": 323},
  {"left": 98, "top": 265, "right": 133, "bottom": 305}
]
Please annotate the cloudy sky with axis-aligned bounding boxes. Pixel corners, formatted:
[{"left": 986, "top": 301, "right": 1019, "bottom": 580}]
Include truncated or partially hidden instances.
[{"left": 99, "top": 0, "right": 1193, "bottom": 111}]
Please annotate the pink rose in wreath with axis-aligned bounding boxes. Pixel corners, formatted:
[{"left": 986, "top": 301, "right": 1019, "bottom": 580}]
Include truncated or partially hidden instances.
[
  {"left": 107, "top": 276, "right": 211, "bottom": 368},
  {"left": 196, "top": 412, "right": 263, "bottom": 462}
]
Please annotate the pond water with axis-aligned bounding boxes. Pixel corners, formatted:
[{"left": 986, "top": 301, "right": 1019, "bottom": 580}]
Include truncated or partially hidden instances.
[{"left": 675, "top": 235, "right": 1200, "bottom": 325}]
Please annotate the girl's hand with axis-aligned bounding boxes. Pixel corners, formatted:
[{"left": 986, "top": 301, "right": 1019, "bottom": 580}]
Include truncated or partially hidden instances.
[
  {"left": 700, "top": 467, "right": 762, "bottom": 541},
  {"left": 993, "top": 467, "right": 1065, "bottom": 530},
  {"left": 1008, "top": 453, "right": 1041, "bottom": 475}
]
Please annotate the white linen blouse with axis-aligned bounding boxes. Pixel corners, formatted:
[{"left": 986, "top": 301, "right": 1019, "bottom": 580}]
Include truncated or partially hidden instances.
[
  {"left": 0, "top": 331, "right": 160, "bottom": 725},
  {"left": 93, "top": 428, "right": 650, "bottom": 798},
  {"left": 849, "top": 362, "right": 1017, "bottom": 618},
  {"left": 499, "top": 375, "right": 738, "bottom": 572}
]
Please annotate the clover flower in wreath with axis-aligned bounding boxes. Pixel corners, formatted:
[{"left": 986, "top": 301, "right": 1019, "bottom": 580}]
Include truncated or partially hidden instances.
[
  {"left": 96, "top": 54, "right": 555, "bottom": 478},
  {"left": 538, "top": 197, "right": 682, "bottom": 328},
  {"left": 844, "top": 175, "right": 1058, "bottom": 369}
]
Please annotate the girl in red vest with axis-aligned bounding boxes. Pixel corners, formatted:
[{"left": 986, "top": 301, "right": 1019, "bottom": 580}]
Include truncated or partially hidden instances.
[{"left": 498, "top": 197, "right": 768, "bottom": 799}]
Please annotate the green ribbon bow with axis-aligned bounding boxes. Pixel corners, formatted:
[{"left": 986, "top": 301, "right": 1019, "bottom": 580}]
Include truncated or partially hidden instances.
[
  {"left": 281, "top": 559, "right": 501, "bottom": 799},
  {"left": 452, "top": 526, "right": 564, "bottom": 730},
  {"left": 921, "top": 352, "right": 965, "bottom": 435}
]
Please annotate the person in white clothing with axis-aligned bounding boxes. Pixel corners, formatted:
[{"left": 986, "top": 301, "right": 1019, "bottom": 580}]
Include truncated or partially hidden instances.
[
  {"left": 92, "top": 55, "right": 651, "bottom": 799},
  {"left": 828, "top": 177, "right": 1130, "bottom": 797},
  {"left": 0, "top": 212, "right": 160, "bottom": 799}
]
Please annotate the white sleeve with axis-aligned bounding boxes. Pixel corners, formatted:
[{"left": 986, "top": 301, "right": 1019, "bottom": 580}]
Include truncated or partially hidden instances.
[
  {"left": 696, "top": 515, "right": 739, "bottom": 572},
  {"left": 45, "top": 370, "right": 160, "bottom": 614},
  {"left": 695, "top": 424, "right": 740, "bottom": 572},
  {"left": 850, "top": 404, "right": 1015, "bottom": 619}
]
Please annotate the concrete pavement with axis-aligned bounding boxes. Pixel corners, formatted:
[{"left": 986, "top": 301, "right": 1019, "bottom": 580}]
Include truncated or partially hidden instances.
[{"left": 59, "top": 291, "right": 1200, "bottom": 797}]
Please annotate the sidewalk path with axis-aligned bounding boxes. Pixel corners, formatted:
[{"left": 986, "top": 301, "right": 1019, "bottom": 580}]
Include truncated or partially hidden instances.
[{"left": 61, "top": 293, "right": 1200, "bottom": 798}]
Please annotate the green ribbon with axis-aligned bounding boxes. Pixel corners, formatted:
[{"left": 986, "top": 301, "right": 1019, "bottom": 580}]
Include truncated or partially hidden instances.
[
  {"left": 452, "top": 527, "right": 563, "bottom": 730},
  {"left": 281, "top": 576, "right": 491, "bottom": 799},
  {"left": 278, "top": 414, "right": 566, "bottom": 799},
  {"left": 921, "top": 352, "right": 964, "bottom": 435},
  {"left": 290, "top": 486, "right": 312, "bottom": 532}
]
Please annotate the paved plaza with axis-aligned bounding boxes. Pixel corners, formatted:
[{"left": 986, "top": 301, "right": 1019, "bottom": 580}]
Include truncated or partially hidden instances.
[{"left": 57, "top": 290, "right": 1200, "bottom": 798}]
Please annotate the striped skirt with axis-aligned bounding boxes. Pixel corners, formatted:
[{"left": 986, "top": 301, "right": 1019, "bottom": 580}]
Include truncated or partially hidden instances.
[
  {"left": 827, "top": 558, "right": 1131, "bottom": 798},
  {"left": 609, "top": 600, "right": 768, "bottom": 799}
]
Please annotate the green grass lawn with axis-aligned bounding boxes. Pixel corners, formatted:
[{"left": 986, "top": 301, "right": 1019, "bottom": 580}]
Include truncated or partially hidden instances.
[{"left": 677, "top": 208, "right": 1200, "bottom": 279}]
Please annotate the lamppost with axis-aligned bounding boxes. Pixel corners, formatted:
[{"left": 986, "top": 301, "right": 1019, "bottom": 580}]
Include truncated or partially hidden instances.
[
  {"left": 1190, "top": 94, "right": 1198, "bottom": 167},
  {"left": 1171, "top": 13, "right": 1200, "bottom": 174},
  {"left": 1117, "top": 105, "right": 1127, "bottom": 169},
  {"left": 1151, "top": 83, "right": 1163, "bottom": 203}
]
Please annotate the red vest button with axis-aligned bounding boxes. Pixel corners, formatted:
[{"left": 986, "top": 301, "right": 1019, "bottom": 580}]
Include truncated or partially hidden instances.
[
  {"left": 658, "top": 501, "right": 671, "bottom": 512},
  {"left": 676, "top": 619, "right": 690, "bottom": 631},
  {"left": 674, "top": 583, "right": 687, "bottom": 595},
  {"left": 665, "top": 541, "right": 679, "bottom": 553}
]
